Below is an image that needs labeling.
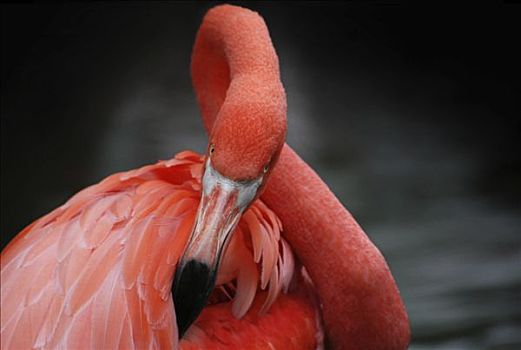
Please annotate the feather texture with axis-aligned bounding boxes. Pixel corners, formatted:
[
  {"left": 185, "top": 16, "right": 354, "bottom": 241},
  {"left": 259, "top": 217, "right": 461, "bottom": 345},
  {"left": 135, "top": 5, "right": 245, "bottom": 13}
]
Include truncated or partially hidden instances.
[{"left": 1, "top": 150, "right": 302, "bottom": 349}]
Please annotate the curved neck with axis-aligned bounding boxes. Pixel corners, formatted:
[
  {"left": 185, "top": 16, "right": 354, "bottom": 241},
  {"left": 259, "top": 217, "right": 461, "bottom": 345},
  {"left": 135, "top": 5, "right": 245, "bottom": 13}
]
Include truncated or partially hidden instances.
[
  {"left": 191, "top": 5, "right": 410, "bottom": 349},
  {"left": 191, "top": 4, "right": 284, "bottom": 134},
  {"left": 262, "top": 146, "right": 410, "bottom": 349}
]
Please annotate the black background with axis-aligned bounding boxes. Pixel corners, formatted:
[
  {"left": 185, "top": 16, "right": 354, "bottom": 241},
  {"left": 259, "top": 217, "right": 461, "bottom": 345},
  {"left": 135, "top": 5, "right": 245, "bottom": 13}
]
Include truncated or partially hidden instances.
[{"left": 2, "top": 2, "right": 520, "bottom": 348}]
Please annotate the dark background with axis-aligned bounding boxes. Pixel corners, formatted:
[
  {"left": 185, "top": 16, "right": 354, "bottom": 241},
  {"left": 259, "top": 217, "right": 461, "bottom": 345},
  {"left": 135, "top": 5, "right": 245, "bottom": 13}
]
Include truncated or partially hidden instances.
[{"left": 2, "top": 2, "right": 520, "bottom": 349}]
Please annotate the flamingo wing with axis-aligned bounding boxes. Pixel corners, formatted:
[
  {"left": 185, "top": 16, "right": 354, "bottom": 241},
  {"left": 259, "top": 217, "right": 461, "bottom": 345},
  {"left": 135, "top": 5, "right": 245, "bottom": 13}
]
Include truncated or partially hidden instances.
[
  {"left": 1, "top": 151, "right": 204, "bottom": 349},
  {"left": 1, "top": 150, "right": 316, "bottom": 349}
]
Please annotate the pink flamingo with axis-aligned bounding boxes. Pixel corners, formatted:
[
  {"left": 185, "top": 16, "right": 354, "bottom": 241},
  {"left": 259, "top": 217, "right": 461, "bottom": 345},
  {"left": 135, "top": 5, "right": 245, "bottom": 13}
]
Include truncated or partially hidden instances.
[{"left": 1, "top": 5, "right": 410, "bottom": 349}]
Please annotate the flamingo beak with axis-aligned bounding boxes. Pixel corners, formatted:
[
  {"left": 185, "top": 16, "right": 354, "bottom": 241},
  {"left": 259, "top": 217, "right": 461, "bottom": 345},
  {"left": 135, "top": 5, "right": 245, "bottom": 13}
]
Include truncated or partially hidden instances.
[{"left": 173, "top": 159, "right": 262, "bottom": 338}]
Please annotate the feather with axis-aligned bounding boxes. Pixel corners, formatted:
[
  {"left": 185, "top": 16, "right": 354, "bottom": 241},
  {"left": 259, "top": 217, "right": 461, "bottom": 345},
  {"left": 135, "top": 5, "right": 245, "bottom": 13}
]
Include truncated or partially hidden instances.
[
  {"left": 65, "top": 303, "right": 93, "bottom": 349},
  {"left": 123, "top": 286, "right": 149, "bottom": 348},
  {"left": 113, "top": 193, "right": 133, "bottom": 219},
  {"left": 260, "top": 222, "right": 277, "bottom": 290},
  {"left": 261, "top": 262, "right": 281, "bottom": 314},
  {"left": 118, "top": 315, "right": 136, "bottom": 349},
  {"left": 58, "top": 244, "right": 92, "bottom": 292},
  {"left": 21, "top": 225, "right": 60, "bottom": 267},
  {"left": 82, "top": 211, "right": 115, "bottom": 249},
  {"left": 279, "top": 239, "right": 295, "bottom": 293},
  {"left": 33, "top": 294, "right": 64, "bottom": 348},
  {"left": 25, "top": 257, "right": 57, "bottom": 306},
  {"left": 66, "top": 230, "right": 123, "bottom": 315},
  {"left": 1, "top": 150, "right": 298, "bottom": 348},
  {"left": 122, "top": 217, "right": 156, "bottom": 289},
  {"left": 57, "top": 217, "right": 84, "bottom": 262},
  {"left": 243, "top": 210, "right": 264, "bottom": 263},
  {"left": 165, "top": 213, "right": 195, "bottom": 265},
  {"left": 79, "top": 194, "right": 121, "bottom": 231},
  {"left": 175, "top": 150, "right": 203, "bottom": 161},
  {"left": 101, "top": 274, "right": 127, "bottom": 349},
  {"left": 6, "top": 311, "right": 33, "bottom": 349},
  {"left": 232, "top": 251, "right": 259, "bottom": 318}
]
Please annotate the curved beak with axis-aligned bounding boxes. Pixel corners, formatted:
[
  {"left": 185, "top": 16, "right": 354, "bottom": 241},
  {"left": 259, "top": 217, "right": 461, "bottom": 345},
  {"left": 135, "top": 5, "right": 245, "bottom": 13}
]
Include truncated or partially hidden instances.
[{"left": 173, "top": 159, "right": 262, "bottom": 337}]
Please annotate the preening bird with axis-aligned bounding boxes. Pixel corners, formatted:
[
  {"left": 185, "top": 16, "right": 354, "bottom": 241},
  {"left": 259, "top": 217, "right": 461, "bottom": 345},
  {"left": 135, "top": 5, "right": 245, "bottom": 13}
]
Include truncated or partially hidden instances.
[{"left": 1, "top": 4, "right": 410, "bottom": 349}]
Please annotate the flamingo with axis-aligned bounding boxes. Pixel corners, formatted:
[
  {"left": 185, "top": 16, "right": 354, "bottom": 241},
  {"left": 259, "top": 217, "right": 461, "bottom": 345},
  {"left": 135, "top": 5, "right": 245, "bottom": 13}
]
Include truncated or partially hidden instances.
[{"left": 1, "top": 4, "right": 410, "bottom": 349}]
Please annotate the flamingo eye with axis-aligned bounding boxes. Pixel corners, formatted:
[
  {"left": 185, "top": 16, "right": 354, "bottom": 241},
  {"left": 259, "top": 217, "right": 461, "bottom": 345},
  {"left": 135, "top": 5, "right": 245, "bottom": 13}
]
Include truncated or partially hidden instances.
[
  {"left": 209, "top": 144, "right": 215, "bottom": 155},
  {"left": 263, "top": 164, "right": 269, "bottom": 174}
]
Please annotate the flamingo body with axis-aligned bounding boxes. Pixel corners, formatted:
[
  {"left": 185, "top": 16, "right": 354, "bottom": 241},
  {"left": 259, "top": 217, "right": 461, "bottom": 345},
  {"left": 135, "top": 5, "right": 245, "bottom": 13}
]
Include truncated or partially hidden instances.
[{"left": 1, "top": 151, "right": 320, "bottom": 349}]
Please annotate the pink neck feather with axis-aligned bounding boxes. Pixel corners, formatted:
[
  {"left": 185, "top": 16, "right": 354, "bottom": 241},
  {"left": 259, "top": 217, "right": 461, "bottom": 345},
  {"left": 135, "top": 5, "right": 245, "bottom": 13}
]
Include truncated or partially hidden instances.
[
  {"left": 263, "top": 146, "right": 410, "bottom": 349},
  {"left": 191, "top": 4, "right": 284, "bottom": 133},
  {"left": 191, "top": 4, "right": 410, "bottom": 349}
]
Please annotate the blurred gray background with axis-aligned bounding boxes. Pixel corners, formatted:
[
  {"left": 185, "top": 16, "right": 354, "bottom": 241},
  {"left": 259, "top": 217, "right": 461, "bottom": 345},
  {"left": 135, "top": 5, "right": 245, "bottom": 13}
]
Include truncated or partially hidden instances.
[{"left": 2, "top": 2, "right": 520, "bottom": 349}]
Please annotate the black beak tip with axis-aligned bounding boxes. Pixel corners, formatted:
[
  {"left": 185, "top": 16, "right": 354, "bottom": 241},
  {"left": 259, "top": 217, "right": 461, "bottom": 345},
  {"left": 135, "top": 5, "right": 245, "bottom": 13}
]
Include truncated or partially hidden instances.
[{"left": 173, "top": 259, "right": 217, "bottom": 338}]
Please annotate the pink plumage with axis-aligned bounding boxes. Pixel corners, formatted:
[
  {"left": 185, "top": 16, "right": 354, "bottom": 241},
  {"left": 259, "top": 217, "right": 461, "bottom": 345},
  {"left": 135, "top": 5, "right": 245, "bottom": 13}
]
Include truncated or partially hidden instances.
[
  {"left": 1, "top": 4, "right": 410, "bottom": 349},
  {"left": 1, "top": 151, "right": 310, "bottom": 349}
]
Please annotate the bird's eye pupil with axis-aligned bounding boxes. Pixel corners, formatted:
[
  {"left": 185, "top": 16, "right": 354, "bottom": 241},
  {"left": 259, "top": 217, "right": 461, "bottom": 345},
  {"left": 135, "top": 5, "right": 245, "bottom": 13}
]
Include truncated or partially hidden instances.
[
  {"left": 209, "top": 144, "right": 215, "bottom": 155},
  {"left": 263, "top": 164, "right": 269, "bottom": 173}
]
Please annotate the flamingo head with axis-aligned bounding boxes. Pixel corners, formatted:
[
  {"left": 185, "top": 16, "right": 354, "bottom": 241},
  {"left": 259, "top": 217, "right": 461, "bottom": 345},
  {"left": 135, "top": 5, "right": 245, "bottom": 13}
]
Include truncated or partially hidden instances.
[
  {"left": 173, "top": 90, "right": 286, "bottom": 337},
  {"left": 209, "top": 93, "right": 286, "bottom": 182}
]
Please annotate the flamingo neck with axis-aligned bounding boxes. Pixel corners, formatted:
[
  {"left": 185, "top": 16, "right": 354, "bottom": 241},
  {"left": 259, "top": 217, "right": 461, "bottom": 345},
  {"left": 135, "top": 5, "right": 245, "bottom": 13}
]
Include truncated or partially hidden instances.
[
  {"left": 262, "top": 146, "right": 410, "bottom": 349},
  {"left": 191, "top": 4, "right": 285, "bottom": 134}
]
